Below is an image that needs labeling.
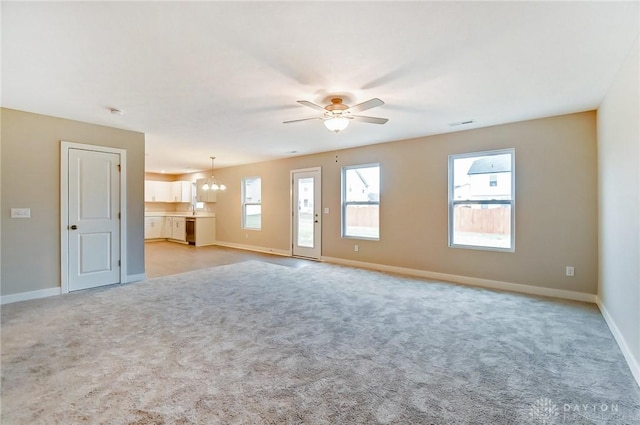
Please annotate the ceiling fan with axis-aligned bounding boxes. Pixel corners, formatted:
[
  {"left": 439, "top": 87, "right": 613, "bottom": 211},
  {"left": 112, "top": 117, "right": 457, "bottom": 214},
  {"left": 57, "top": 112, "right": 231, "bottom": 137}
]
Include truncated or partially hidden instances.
[{"left": 283, "top": 97, "right": 388, "bottom": 133}]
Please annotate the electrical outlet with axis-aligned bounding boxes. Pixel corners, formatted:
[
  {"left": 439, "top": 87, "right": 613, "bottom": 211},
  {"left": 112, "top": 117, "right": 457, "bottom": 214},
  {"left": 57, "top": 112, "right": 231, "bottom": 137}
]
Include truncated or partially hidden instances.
[
  {"left": 354, "top": 244, "right": 359, "bottom": 252},
  {"left": 566, "top": 266, "right": 575, "bottom": 277}
]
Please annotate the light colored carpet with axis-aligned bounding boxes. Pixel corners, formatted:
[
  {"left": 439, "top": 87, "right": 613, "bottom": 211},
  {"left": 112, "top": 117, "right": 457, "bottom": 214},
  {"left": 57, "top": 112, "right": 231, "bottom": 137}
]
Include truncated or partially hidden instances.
[{"left": 2, "top": 261, "right": 639, "bottom": 424}]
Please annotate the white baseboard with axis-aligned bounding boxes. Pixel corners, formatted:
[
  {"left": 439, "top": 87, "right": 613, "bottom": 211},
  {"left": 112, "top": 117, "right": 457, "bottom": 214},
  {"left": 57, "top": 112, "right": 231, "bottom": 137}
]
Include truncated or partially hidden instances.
[
  {"left": 126, "top": 273, "right": 147, "bottom": 283},
  {"left": 596, "top": 297, "right": 640, "bottom": 387},
  {"left": 2, "top": 274, "right": 147, "bottom": 304},
  {"left": 214, "top": 241, "right": 291, "bottom": 257},
  {"left": 1, "top": 287, "right": 61, "bottom": 305},
  {"left": 320, "top": 256, "right": 597, "bottom": 304}
]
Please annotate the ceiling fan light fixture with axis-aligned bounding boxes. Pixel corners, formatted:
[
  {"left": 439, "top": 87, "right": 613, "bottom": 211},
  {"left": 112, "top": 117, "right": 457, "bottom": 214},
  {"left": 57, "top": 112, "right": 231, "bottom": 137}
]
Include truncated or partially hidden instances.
[{"left": 324, "top": 116, "right": 350, "bottom": 133}]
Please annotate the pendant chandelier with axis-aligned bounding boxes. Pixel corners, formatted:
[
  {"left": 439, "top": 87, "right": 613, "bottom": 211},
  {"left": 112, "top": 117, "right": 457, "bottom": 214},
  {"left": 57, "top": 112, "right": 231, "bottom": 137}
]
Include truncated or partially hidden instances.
[{"left": 201, "top": 156, "right": 226, "bottom": 191}]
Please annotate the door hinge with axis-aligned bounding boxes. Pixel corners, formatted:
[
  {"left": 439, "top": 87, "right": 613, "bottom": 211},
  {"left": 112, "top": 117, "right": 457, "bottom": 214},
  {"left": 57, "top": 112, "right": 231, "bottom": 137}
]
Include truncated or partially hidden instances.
[
  {"left": 118, "top": 260, "right": 121, "bottom": 266},
  {"left": 117, "top": 164, "right": 121, "bottom": 172},
  {"left": 118, "top": 212, "right": 121, "bottom": 219}
]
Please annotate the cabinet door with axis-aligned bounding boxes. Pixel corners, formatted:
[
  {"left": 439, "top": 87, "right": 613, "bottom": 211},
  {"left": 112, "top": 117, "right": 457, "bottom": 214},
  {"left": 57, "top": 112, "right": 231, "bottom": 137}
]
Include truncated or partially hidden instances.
[
  {"left": 169, "top": 182, "right": 181, "bottom": 202},
  {"left": 171, "top": 217, "right": 186, "bottom": 241},
  {"left": 145, "top": 181, "right": 171, "bottom": 202},
  {"left": 196, "top": 179, "right": 217, "bottom": 202},
  {"left": 156, "top": 181, "right": 171, "bottom": 202},
  {"left": 145, "top": 217, "right": 163, "bottom": 239},
  {"left": 144, "top": 217, "right": 153, "bottom": 238},
  {"left": 144, "top": 181, "right": 155, "bottom": 202},
  {"left": 161, "top": 217, "right": 172, "bottom": 238},
  {"left": 180, "top": 181, "right": 193, "bottom": 202},
  {"left": 196, "top": 179, "right": 207, "bottom": 202}
]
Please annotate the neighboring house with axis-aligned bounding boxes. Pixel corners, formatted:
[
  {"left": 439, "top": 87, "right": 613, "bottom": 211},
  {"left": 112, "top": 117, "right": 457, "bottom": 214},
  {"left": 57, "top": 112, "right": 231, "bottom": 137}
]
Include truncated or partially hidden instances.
[
  {"left": 345, "top": 169, "right": 379, "bottom": 203},
  {"left": 467, "top": 155, "right": 512, "bottom": 201},
  {"left": 298, "top": 179, "right": 314, "bottom": 214},
  {"left": 244, "top": 177, "right": 261, "bottom": 204}
]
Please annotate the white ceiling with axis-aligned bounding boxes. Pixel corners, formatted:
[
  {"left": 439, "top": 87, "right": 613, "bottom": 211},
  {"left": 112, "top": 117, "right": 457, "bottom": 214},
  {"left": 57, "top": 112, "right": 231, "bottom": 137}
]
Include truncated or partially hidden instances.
[{"left": 2, "top": 1, "right": 638, "bottom": 173}]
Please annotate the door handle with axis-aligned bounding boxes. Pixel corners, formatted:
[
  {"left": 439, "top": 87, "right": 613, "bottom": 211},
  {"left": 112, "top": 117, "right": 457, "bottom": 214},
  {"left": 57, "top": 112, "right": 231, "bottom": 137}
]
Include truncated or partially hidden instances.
[{"left": 69, "top": 225, "right": 78, "bottom": 230}]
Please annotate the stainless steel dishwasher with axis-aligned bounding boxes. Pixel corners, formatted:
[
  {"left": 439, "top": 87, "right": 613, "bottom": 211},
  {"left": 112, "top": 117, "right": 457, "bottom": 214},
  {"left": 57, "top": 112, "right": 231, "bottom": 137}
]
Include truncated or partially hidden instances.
[{"left": 185, "top": 217, "right": 196, "bottom": 245}]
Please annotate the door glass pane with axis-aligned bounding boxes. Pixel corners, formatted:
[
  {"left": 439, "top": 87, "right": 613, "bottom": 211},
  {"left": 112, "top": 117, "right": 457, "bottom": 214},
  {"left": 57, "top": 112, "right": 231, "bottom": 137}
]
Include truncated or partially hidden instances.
[{"left": 297, "top": 177, "right": 314, "bottom": 247}]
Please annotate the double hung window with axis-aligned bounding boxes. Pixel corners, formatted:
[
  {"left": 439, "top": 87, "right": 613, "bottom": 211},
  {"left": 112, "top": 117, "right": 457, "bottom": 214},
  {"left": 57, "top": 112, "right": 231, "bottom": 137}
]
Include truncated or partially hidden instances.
[
  {"left": 342, "top": 164, "right": 380, "bottom": 240},
  {"left": 448, "top": 149, "right": 515, "bottom": 251},
  {"left": 242, "top": 177, "right": 261, "bottom": 230}
]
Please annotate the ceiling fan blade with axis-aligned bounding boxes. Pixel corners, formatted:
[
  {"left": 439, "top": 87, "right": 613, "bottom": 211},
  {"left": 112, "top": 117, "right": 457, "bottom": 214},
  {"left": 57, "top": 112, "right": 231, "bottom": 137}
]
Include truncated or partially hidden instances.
[
  {"left": 297, "top": 100, "right": 326, "bottom": 111},
  {"left": 351, "top": 115, "right": 389, "bottom": 125},
  {"left": 349, "top": 98, "right": 384, "bottom": 113},
  {"left": 283, "top": 117, "right": 322, "bottom": 124}
]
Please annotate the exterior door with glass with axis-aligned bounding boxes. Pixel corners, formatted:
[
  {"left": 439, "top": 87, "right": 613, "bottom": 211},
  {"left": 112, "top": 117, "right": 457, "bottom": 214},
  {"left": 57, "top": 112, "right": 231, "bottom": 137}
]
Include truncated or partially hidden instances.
[{"left": 292, "top": 168, "right": 321, "bottom": 259}]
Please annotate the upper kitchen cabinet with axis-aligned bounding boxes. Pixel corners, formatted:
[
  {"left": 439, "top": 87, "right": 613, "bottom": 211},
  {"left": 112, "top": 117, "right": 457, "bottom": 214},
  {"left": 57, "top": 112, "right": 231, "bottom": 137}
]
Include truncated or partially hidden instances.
[
  {"left": 145, "top": 180, "right": 171, "bottom": 202},
  {"left": 145, "top": 180, "right": 192, "bottom": 203},
  {"left": 196, "top": 178, "right": 217, "bottom": 202},
  {"left": 170, "top": 181, "right": 192, "bottom": 203}
]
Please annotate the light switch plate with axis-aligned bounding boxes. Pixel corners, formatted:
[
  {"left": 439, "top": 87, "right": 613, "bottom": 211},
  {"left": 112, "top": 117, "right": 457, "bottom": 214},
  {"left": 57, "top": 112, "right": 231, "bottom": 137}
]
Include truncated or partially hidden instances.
[{"left": 11, "top": 208, "right": 31, "bottom": 218}]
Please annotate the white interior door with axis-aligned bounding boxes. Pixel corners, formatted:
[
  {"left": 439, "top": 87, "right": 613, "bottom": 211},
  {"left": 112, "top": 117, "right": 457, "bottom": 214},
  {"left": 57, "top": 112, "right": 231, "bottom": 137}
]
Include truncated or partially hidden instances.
[
  {"left": 292, "top": 168, "right": 321, "bottom": 259},
  {"left": 68, "top": 148, "right": 121, "bottom": 291}
]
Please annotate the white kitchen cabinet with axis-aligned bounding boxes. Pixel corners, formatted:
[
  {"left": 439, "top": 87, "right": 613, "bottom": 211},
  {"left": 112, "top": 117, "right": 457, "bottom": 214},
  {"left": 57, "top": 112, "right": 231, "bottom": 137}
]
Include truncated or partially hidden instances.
[
  {"left": 169, "top": 217, "right": 186, "bottom": 241},
  {"left": 144, "top": 217, "right": 164, "bottom": 239},
  {"left": 160, "top": 217, "right": 172, "bottom": 238},
  {"left": 170, "top": 181, "right": 193, "bottom": 203},
  {"left": 146, "top": 180, "right": 192, "bottom": 203},
  {"left": 196, "top": 178, "right": 217, "bottom": 203},
  {"left": 145, "top": 181, "right": 171, "bottom": 202}
]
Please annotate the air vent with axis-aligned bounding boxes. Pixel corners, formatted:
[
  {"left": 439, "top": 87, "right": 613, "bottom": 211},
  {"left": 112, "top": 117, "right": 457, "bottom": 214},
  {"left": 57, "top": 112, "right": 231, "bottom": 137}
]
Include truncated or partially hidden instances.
[{"left": 448, "top": 120, "right": 475, "bottom": 127}]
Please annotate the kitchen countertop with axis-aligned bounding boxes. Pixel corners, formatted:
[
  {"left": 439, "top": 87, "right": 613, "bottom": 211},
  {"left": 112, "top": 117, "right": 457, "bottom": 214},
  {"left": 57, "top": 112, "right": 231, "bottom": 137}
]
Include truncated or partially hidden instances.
[{"left": 145, "top": 212, "right": 216, "bottom": 218}]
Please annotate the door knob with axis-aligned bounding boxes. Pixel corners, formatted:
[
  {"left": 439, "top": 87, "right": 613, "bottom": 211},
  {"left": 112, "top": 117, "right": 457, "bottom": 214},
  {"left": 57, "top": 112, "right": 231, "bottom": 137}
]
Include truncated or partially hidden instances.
[{"left": 70, "top": 225, "right": 78, "bottom": 230}]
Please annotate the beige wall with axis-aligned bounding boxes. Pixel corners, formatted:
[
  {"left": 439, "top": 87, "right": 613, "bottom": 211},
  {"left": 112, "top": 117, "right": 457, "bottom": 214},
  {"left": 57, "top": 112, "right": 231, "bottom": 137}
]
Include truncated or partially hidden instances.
[
  {"left": 597, "top": 37, "right": 639, "bottom": 382},
  {"left": 0, "top": 108, "right": 146, "bottom": 296},
  {"left": 204, "top": 111, "right": 598, "bottom": 294}
]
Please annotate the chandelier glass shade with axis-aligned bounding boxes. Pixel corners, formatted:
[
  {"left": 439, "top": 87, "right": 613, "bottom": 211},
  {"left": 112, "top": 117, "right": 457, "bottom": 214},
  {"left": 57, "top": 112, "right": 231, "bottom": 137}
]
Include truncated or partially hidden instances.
[{"left": 201, "top": 156, "right": 226, "bottom": 191}]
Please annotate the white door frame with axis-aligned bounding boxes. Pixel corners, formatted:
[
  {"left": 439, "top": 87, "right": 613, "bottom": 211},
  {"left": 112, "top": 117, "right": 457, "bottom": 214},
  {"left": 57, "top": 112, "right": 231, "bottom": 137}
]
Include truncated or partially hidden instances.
[
  {"left": 60, "top": 141, "right": 127, "bottom": 294},
  {"left": 290, "top": 167, "right": 321, "bottom": 259}
]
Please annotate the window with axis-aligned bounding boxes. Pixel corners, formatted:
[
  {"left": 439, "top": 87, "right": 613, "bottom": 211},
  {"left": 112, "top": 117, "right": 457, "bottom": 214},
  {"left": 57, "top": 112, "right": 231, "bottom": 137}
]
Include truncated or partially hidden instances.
[
  {"left": 242, "top": 177, "right": 261, "bottom": 230},
  {"left": 342, "top": 163, "right": 380, "bottom": 239},
  {"left": 448, "top": 149, "right": 514, "bottom": 251}
]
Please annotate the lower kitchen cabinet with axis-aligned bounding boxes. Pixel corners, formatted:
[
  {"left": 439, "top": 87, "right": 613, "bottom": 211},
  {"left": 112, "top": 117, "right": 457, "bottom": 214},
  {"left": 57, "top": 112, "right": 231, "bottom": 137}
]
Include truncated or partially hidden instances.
[
  {"left": 169, "top": 217, "right": 186, "bottom": 241},
  {"left": 145, "top": 215, "right": 214, "bottom": 245},
  {"left": 144, "top": 217, "right": 164, "bottom": 239}
]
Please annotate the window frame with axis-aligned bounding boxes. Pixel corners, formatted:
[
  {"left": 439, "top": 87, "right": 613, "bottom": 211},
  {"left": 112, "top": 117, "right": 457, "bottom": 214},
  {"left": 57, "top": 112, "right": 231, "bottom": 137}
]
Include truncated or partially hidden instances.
[
  {"left": 341, "top": 163, "right": 380, "bottom": 240},
  {"left": 448, "top": 148, "right": 515, "bottom": 252},
  {"left": 242, "top": 176, "right": 262, "bottom": 230}
]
